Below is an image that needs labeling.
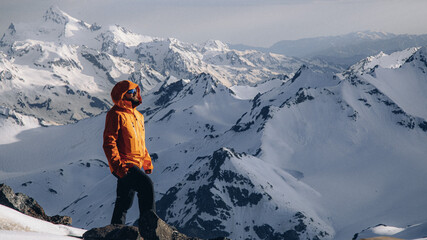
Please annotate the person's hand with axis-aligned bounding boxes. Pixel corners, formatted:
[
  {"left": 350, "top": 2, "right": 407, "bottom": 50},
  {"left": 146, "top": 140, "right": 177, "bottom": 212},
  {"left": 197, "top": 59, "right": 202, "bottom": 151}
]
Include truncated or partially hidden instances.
[
  {"left": 145, "top": 169, "right": 152, "bottom": 174},
  {"left": 125, "top": 163, "right": 135, "bottom": 168}
]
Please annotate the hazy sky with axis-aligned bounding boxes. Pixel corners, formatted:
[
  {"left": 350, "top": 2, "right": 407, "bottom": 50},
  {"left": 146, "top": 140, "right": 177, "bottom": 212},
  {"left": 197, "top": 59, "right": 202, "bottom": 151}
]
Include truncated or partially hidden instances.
[{"left": 1, "top": 0, "right": 427, "bottom": 47}]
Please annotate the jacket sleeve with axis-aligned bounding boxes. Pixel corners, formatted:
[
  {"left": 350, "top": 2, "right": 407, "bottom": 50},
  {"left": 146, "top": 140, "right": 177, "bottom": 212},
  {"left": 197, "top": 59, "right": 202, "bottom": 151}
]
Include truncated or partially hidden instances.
[
  {"left": 140, "top": 114, "right": 153, "bottom": 172},
  {"left": 103, "top": 111, "right": 126, "bottom": 178},
  {"left": 142, "top": 147, "right": 153, "bottom": 171}
]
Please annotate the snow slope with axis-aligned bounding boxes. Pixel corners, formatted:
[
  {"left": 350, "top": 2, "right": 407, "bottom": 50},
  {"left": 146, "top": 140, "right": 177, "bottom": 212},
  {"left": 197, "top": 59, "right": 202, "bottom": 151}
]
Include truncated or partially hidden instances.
[{"left": 0, "top": 205, "right": 85, "bottom": 240}]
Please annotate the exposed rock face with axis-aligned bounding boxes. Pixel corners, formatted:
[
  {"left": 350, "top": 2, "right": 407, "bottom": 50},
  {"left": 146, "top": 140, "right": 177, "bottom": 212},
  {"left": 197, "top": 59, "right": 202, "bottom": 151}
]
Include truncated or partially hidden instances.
[
  {"left": 49, "top": 214, "right": 73, "bottom": 225},
  {"left": 138, "top": 210, "right": 231, "bottom": 240},
  {"left": 83, "top": 224, "right": 142, "bottom": 240},
  {"left": 0, "top": 183, "right": 71, "bottom": 225},
  {"left": 83, "top": 210, "right": 231, "bottom": 240}
]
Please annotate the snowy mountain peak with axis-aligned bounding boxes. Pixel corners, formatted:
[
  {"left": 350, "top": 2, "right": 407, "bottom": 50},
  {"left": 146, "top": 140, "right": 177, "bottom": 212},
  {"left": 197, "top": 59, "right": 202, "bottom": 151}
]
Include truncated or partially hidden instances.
[
  {"left": 106, "top": 24, "right": 154, "bottom": 46},
  {"left": 287, "top": 64, "right": 336, "bottom": 89},
  {"left": 190, "top": 73, "right": 229, "bottom": 97},
  {"left": 0, "top": 24, "right": 16, "bottom": 47},
  {"left": 112, "top": 24, "right": 131, "bottom": 34},
  {"left": 349, "top": 47, "right": 420, "bottom": 75},
  {"left": 40, "top": 5, "right": 102, "bottom": 40},
  {"left": 405, "top": 46, "right": 427, "bottom": 66},
  {"left": 201, "top": 39, "right": 229, "bottom": 52},
  {"left": 151, "top": 73, "right": 228, "bottom": 108},
  {"left": 7, "top": 23, "right": 16, "bottom": 35},
  {"left": 290, "top": 64, "right": 309, "bottom": 83},
  {"left": 43, "top": 6, "right": 74, "bottom": 25}
]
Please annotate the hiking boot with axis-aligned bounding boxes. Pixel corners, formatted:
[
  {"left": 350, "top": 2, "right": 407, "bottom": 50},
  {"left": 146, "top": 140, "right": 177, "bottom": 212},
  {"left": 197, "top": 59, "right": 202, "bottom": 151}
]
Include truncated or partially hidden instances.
[{"left": 138, "top": 210, "right": 183, "bottom": 240}]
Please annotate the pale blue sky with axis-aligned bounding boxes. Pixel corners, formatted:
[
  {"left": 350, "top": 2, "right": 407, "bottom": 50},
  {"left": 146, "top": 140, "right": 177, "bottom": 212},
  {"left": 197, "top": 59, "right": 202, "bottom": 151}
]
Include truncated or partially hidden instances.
[{"left": 1, "top": 0, "right": 427, "bottom": 47}]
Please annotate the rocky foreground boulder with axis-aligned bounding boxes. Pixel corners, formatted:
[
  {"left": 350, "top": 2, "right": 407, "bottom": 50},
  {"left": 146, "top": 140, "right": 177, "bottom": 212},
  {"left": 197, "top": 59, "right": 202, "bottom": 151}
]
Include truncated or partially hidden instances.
[
  {"left": 83, "top": 210, "right": 231, "bottom": 240},
  {"left": 0, "top": 183, "right": 71, "bottom": 225},
  {"left": 83, "top": 225, "right": 142, "bottom": 240}
]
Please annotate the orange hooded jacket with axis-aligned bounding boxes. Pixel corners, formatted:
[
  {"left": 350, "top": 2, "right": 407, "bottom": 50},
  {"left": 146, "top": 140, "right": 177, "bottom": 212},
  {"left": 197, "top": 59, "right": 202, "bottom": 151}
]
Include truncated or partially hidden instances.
[{"left": 103, "top": 80, "right": 153, "bottom": 178}]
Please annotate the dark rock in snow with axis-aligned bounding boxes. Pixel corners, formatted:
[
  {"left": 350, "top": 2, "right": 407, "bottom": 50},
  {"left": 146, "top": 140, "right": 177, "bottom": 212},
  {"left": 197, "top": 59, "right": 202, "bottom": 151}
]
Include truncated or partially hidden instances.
[
  {"left": 290, "top": 65, "right": 307, "bottom": 83},
  {"left": 251, "top": 211, "right": 327, "bottom": 240},
  {"left": 159, "top": 109, "right": 176, "bottom": 121},
  {"left": 225, "top": 186, "right": 262, "bottom": 207},
  {"left": 90, "top": 96, "right": 110, "bottom": 110},
  {"left": 419, "top": 121, "right": 427, "bottom": 132},
  {"left": 0, "top": 183, "right": 72, "bottom": 225},
  {"left": 49, "top": 214, "right": 72, "bottom": 225},
  {"left": 231, "top": 121, "right": 254, "bottom": 132},
  {"left": 294, "top": 88, "right": 314, "bottom": 104},
  {"left": 154, "top": 80, "right": 185, "bottom": 106},
  {"left": 81, "top": 52, "right": 109, "bottom": 72},
  {"left": 256, "top": 105, "right": 273, "bottom": 121}
]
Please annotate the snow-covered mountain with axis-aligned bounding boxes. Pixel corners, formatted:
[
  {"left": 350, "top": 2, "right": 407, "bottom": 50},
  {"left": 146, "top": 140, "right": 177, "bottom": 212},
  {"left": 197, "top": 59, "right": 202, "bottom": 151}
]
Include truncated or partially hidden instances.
[
  {"left": 0, "top": 6, "right": 335, "bottom": 126},
  {"left": 1, "top": 6, "right": 427, "bottom": 240},
  {"left": 2, "top": 45, "right": 427, "bottom": 240},
  {"left": 232, "top": 31, "right": 427, "bottom": 67}
]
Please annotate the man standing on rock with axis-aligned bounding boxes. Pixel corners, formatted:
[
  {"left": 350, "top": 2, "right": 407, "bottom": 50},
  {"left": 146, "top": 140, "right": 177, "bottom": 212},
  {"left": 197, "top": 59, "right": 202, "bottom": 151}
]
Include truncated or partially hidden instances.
[{"left": 103, "top": 80, "right": 155, "bottom": 225}]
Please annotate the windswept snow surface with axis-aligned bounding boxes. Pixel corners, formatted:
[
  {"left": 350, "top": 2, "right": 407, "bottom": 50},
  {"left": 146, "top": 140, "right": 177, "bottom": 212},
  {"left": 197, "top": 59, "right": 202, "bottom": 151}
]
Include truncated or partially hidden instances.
[
  {"left": 230, "top": 77, "right": 285, "bottom": 100},
  {"left": 0, "top": 109, "right": 40, "bottom": 144},
  {"left": 0, "top": 205, "right": 85, "bottom": 240},
  {"left": 355, "top": 223, "right": 427, "bottom": 240}
]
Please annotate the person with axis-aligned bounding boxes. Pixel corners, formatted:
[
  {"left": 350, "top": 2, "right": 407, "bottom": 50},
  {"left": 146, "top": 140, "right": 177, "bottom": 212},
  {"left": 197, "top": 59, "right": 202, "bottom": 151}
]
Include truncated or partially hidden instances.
[{"left": 102, "top": 80, "right": 155, "bottom": 225}]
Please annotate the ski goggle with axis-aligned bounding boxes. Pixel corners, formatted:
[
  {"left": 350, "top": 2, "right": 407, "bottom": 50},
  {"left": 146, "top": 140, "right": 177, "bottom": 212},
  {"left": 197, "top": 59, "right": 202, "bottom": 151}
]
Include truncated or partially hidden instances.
[{"left": 127, "top": 89, "right": 137, "bottom": 94}]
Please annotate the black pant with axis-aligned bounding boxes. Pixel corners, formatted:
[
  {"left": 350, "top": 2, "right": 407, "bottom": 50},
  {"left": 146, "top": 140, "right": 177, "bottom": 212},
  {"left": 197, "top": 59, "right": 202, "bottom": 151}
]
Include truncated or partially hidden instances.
[{"left": 111, "top": 166, "right": 155, "bottom": 225}]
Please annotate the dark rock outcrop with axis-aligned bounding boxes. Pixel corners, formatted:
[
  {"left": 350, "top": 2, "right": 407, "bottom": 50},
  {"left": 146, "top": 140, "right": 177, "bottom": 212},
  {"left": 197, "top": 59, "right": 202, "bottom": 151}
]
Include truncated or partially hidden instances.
[
  {"left": 0, "top": 183, "right": 72, "bottom": 225},
  {"left": 138, "top": 210, "right": 231, "bottom": 240},
  {"left": 83, "top": 225, "right": 142, "bottom": 240},
  {"left": 83, "top": 210, "right": 231, "bottom": 240}
]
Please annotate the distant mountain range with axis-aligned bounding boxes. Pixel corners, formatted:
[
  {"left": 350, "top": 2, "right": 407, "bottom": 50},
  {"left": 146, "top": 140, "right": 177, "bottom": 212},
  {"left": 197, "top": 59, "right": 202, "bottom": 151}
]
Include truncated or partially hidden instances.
[
  {"left": 0, "top": 6, "right": 339, "bottom": 126},
  {"left": 231, "top": 31, "right": 427, "bottom": 66}
]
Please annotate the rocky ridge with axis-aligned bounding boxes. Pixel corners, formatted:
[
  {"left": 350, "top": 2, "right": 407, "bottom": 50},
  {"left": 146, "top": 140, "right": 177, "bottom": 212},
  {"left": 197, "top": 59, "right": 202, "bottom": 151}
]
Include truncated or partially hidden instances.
[{"left": 0, "top": 183, "right": 71, "bottom": 225}]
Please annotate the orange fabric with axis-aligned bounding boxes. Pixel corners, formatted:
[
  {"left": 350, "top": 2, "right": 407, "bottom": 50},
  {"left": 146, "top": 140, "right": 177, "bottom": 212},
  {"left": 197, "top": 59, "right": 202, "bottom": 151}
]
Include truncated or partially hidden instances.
[{"left": 103, "top": 80, "right": 153, "bottom": 178}]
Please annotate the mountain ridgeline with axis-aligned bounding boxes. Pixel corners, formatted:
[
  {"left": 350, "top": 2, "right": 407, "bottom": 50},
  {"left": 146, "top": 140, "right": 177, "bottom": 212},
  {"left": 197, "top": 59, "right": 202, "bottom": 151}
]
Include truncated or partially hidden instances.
[
  {"left": 0, "top": 6, "right": 337, "bottom": 126},
  {"left": 231, "top": 31, "right": 427, "bottom": 67}
]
